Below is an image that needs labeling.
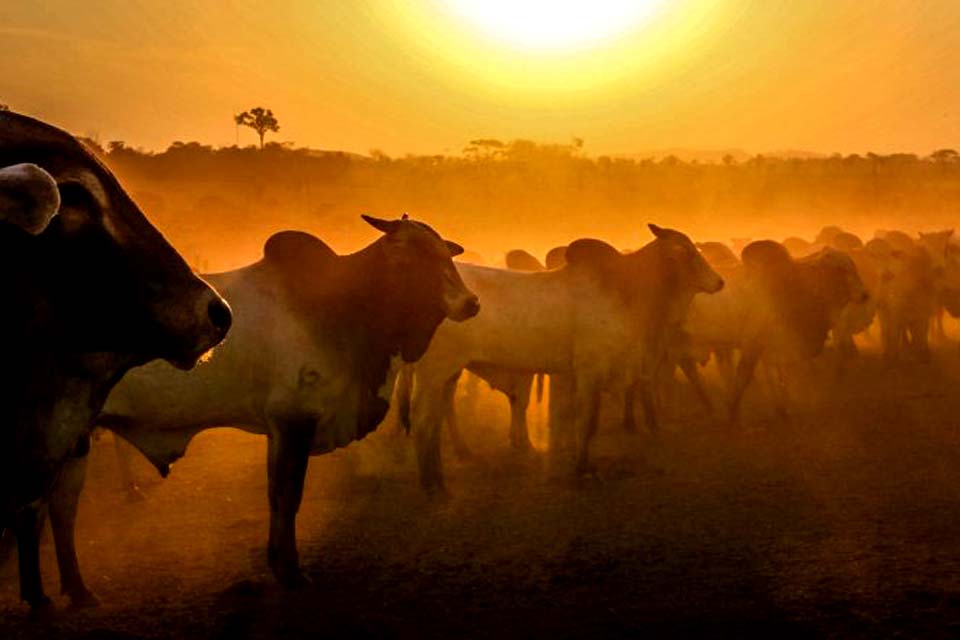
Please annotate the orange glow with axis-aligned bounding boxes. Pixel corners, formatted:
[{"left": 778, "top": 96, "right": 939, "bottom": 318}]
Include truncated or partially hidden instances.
[{"left": 0, "top": 2, "right": 957, "bottom": 156}]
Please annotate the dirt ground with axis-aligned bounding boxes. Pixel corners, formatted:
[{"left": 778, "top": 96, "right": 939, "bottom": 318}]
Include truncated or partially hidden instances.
[{"left": 4, "top": 346, "right": 960, "bottom": 639}]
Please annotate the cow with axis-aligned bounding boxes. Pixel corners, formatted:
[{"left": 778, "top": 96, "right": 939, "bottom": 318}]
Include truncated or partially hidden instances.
[
  {"left": 875, "top": 245, "right": 937, "bottom": 362},
  {"left": 545, "top": 245, "right": 568, "bottom": 270},
  {"left": 782, "top": 236, "right": 819, "bottom": 258},
  {"left": 401, "top": 225, "right": 723, "bottom": 493},
  {"left": 683, "top": 241, "right": 866, "bottom": 423},
  {"left": 398, "top": 248, "right": 551, "bottom": 458},
  {"left": 0, "top": 111, "right": 232, "bottom": 610},
  {"left": 46, "top": 215, "right": 478, "bottom": 596},
  {"left": 504, "top": 249, "right": 546, "bottom": 272},
  {"left": 695, "top": 241, "right": 740, "bottom": 276},
  {"left": 917, "top": 230, "right": 955, "bottom": 341}
]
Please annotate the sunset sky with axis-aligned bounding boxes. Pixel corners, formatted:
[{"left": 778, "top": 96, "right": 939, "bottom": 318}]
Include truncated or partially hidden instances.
[{"left": 1, "top": 0, "right": 957, "bottom": 157}]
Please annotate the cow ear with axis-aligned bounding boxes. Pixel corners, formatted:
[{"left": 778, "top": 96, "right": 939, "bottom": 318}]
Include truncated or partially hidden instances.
[
  {"left": 648, "top": 223, "right": 666, "bottom": 238},
  {"left": 445, "top": 240, "right": 465, "bottom": 257},
  {"left": 0, "top": 163, "right": 60, "bottom": 234},
  {"left": 361, "top": 214, "right": 401, "bottom": 235},
  {"left": 566, "top": 238, "right": 621, "bottom": 271},
  {"left": 263, "top": 230, "right": 337, "bottom": 269}
]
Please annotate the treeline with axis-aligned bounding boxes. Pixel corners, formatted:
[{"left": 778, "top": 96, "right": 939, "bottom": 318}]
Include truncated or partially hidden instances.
[{"left": 81, "top": 137, "right": 960, "bottom": 269}]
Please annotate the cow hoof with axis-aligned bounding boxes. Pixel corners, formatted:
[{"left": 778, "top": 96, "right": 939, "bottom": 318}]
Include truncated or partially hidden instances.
[
  {"left": 424, "top": 485, "right": 451, "bottom": 504},
  {"left": 277, "top": 568, "right": 313, "bottom": 590},
  {"left": 509, "top": 439, "right": 533, "bottom": 454},
  {"left": 27, "top": 596, "right": 54, "bottom": 617},
  {"left": 67, "top": 588, "right": 101, "bottom": 609}
]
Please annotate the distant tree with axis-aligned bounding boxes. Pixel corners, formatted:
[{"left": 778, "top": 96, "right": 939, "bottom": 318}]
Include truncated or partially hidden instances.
[
  {"left": 930, "top": 148, "right": 959, "bottom": 165},
  {"left": 0, "top": 104, "right": 8, "bottom": 111},
  {"left": 234, "top": 107, "right": 280, "bottom": 149},
  {"left": 108, "top": 140, "right": 126, "bottom": 154},
  {"left": 464, "top": 138, "right": 505, "bottom": 161},
  {"left": 722, "top": 153, "right": 737, "bottom": 166}
]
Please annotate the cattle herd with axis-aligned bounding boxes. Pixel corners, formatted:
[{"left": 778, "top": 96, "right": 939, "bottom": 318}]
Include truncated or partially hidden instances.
[{"left": 2, "top": 111, "right": 960, "bottom": 616}]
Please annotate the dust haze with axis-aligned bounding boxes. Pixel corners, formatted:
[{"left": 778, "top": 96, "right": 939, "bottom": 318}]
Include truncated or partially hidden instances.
[{"left": 2, "top": 131, "right": 960, "bottom": 637}]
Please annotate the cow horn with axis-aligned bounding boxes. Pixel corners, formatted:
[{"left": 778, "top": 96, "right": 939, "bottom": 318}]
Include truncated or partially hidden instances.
[
  {"left": 361, "top": 214, "right": 401, "bottom": 234},
  {"left": 648, "top": 223, "right": 666, "bottom": 238},
  {"left": 0, "top": 163, "right": 61, "bottom": 234}
]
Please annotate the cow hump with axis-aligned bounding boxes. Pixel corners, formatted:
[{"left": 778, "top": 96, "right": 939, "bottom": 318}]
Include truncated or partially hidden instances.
[
  {"left": 565, "top": 238, "right": 620, "bottom": 271},
  {"left": 263, "top": 230, "right": 337, "bottom": 273}
]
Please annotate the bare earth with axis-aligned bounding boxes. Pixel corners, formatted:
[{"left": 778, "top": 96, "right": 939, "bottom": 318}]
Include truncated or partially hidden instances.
[{"left": 3, "top": 349, "right": 960, "bottom": 639}]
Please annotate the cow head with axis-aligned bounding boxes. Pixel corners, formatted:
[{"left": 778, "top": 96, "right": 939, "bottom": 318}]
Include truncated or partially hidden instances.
[
  {"left": 648, "top": 224, "right": 724, "bottom": 295},
  {"left": 362, "top": 214, "right": 479, "bottom": 360},
  {"left": 801, "top": 248, "right": 869, "bottom": 311},
  {"left": 565, "top": 226, "right": 723, "bottom": 331},
  {"left": 0, "top": 112, "right": 232, "bottom": 371},
  {"left": 918, "top": 229, "right": 954, "bottom": 269}
]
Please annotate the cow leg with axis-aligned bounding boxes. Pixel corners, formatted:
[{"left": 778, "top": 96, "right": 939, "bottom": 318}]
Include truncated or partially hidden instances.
[
  {"left": 508, "top": 376, "right": 534, "bottom": 451},
  {"left": 679, "top": 357, "right": 713, "bottom": 415},
  {"left": 638, "top": 379, "right": 660, "bottom": 436},
  {"left": 266, "top": 420, "right": 315, "bottom": 587},
  {"left": 548, "top": 373, "right": 574, "bottom": 455},
  {"left": 770, "top": 365, "right": 790, "bottom": 421},
  {"left": 728, "top": 346, "right": 761, "bottom": 426},
  {"left": 880, "top": 311, "right": 902, "bottom": 365},
  {"left": 444, "top": 391, "right": 473, "bottom": 460},
  {"left": 715, "top": 348, "right": 736, "bottom": 391},
  {"left": 910, "top": 318, "right": 931, "bottom": 363},
  {"left": 622, "top": 383, "right": 639, "bottom": 433},
  {"left": 50, "top": 443, "right": 99, "bottom": 608},
  {"left": 414, "top": 374, "right": 459, "bottom": 495},
  {"left": 15, "top": 504, "right": 49, "bottom": 610},
  {"left": 573, "top": 377, "right": 602, "bottom": 476}
]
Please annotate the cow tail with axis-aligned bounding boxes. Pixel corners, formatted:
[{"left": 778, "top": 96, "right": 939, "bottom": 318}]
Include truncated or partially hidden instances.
[
  {"left": 536, "top": 373, "right": 545, "bottom": 404},
  {"left": 397, "top": 365, "right": 413, "bottom": 434}
]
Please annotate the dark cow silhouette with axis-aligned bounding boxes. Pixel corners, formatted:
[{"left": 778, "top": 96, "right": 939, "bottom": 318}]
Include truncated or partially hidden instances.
[{"left": 0, "top": 111, "right": 232, "bottom": 610}]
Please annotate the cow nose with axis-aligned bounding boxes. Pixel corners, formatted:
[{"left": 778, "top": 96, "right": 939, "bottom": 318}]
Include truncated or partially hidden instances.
[
  {"left": 714, "top": 277, "right": 725, "bottom": 292},
  {"left": 463, "top": 295, "right": 480, "bottom": 318},
  {"left": 207, "top": 298, "right": 233, "bottom": 332}
]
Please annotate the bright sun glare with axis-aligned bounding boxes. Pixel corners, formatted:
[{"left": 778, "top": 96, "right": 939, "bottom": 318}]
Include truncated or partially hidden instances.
[{"left": 444, "top": 0, "right": 666, "bottom": 51}]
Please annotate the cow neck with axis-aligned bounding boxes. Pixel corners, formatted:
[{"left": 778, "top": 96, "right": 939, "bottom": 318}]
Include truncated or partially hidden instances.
[
  {"left": 326, "top": 241, "right": 399, "bottom": 338},
  {"left": 627, "top": 242, "right": 694, "bottom": 335}
]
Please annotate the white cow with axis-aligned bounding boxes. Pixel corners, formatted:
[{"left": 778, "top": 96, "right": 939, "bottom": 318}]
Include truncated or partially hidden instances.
[
  {"left": 402, "top": 225, "right": 724, "bottom": 492},
  {"left": 47, "top": 216, "right": 478, "bottom": 598}
]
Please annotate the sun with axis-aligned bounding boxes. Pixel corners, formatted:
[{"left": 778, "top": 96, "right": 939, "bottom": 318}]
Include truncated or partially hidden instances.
[{"left": 443, "top": 0, "right": 666, "bottom": 52}]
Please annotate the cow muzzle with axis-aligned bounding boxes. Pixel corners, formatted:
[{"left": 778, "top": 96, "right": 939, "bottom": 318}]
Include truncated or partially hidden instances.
[
  {"left": 706, "top": 276, "right": 725, "bottom": 294},
  {"left": 448, "top": 293, "right": 480, "bottom": 322},
  {"left": 166, "top": 285, "right": 232, "bottom": 369}
]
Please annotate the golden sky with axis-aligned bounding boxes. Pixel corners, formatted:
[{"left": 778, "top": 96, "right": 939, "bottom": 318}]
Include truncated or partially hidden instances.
[{"left": 1, "top": 1, "right": 957, "bottom": 156}]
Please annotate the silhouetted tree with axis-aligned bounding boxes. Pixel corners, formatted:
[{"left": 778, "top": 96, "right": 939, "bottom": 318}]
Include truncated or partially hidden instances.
[
  {"left": 931, "top": 149, "right": 959, "bottom": 165},
  {"left": 0, "top": 104, "right": 8, "bottom": 111},
  {"left": 234, "top": 107, "right": 280, "bottom": 149}
]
